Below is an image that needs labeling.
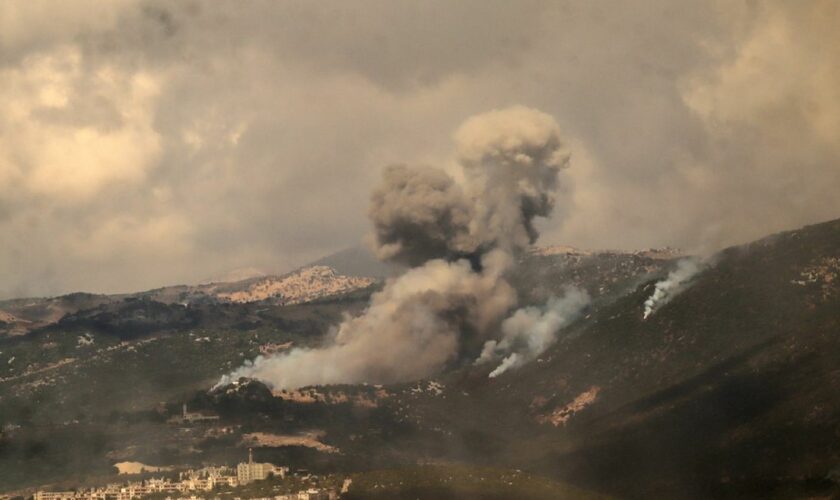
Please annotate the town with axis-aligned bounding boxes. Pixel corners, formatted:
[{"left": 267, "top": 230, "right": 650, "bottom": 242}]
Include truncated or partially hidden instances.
[{"left": 24, "top": 450, "right": 342, "bottom": 500}]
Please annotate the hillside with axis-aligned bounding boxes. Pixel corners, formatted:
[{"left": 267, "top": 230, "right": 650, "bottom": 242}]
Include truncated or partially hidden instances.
[
  {"left": 307, "top": 246, "right": 401, "bottom": 279},
  {"left": 0, "top": 266, "right": 377, "bottom": 337},
  {"left": 0, "top": 246, "right": 675, "bottom": 493},
  {"left": 343, "top": 464, "right": 607, "bottom": 500},
  {"left": 2, "top": 221, "right": 839, "bottom": 498},
  {"left": 383, "top": 218, "right": 840, "bottom": 498},
  {"left": 528, "top": 218, "right": 840, "bottom": 498}
]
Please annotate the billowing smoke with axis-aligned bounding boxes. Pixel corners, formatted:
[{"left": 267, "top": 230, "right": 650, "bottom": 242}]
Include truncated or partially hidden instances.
[
  {"left": 369, "top": 106, "right": 570, "bottom": 266},
  {"left": 476, "top": 287, "right": 590, "bottom": 378},
  {"left": 368, "top": 164, "right": 478, "bottom": 267},
  {"left": 454, "top": 107, "right": 569, "bottom": 254},
  {"left": 642, "top": 258, "right": 703, "bottom": 319},
  {"left": 217, "top": 106, "right": 572, "bottom": 390},
  {"left": 218, "top": 252, "right": 515, "bottom": 388}
]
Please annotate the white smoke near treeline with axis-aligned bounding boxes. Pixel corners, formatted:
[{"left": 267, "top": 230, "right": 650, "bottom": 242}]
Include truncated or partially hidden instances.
[
  {"left": 476, "top": 287, "right": 590, "bottom": 378},
  {"left": 216, "top": 106, "right": 587, "bottom": 390},
  {"left": 642, "top": 258, "right": 704, "bottom": 320}
]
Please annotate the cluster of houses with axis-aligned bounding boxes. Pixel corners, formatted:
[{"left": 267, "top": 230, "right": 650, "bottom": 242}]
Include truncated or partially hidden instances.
[{"left": 30, "top": 451, "right": 337, "bottom": 500}]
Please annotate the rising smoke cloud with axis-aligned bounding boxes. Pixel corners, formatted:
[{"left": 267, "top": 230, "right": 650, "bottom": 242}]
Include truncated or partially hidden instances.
[
  {"left": 217, "top": 106, "right": 577, "bottom": 390},
  {"left": 642, "top": 258, "right": 703, "bottom": 319},
  {"left": 369, "top": 164, "right": 477, "bottom": 267}
]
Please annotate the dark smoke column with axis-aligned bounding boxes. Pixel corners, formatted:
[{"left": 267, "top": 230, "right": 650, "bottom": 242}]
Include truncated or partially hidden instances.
[{"left": 217, "top": 106, "right": 573, "bottom": 390}]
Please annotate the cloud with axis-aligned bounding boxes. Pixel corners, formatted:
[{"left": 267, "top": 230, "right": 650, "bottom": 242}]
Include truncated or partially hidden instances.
[
  {"left": 0, "top": 0, "right": 838, "bottom": 298},
  {"left": 0, "top": 1, "right": 132, "bottom": 63},
  {"left": 0, "top": 45, "right": 162, "bottom": 200},
  {"left": 669, "top": 0, "right": 840, "bottom": 251}
]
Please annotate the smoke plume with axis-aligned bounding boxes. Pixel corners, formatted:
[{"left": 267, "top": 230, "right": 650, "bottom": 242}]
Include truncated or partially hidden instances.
[
  {"left": 642, "top": 258, "right": 703, "bottom": 319},
  {"left": 217, "top": 106, "right": 572, "bottom": 390},
  {"left": 476, "top": 287, "right": 590, "bottom": 378},
  {"left": 368, "top": 164, "right": 477, "bottom": 267}
]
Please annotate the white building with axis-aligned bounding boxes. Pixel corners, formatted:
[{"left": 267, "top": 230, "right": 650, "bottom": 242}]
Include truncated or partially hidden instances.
[
  {"left": 34, "top": 492, "right": 75, "bottom": 500},
  {"left": 294, "top": 489, "right": 335, "bottom": 500},
  {"left": 236, "top": 449, "right": 286, "bottom": 484},
  {"left": 33, "top": 452, "right": 290, "bottom": 499}
]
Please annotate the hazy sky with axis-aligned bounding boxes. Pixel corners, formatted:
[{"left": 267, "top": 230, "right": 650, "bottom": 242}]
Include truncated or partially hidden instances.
[{"left": 1, "top": 0, "right": 838, "bottom": 298}]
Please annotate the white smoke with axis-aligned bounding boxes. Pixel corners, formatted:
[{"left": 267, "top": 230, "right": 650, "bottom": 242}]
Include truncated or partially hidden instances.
[
  {"left": 477, "top": 287, "right": 590, "bottom": 378},
  {"left": 217, "top": 106, "right": 571, "bottom": 390},
  {"left": 642, "top": 258, "right": 703, "bottom": 320},
  {"left": 488, "top": 353, "right": 520, "bottom": 379}
]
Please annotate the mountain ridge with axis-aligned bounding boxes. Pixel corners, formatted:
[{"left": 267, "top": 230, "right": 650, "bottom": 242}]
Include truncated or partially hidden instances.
[
  {"left": 0, "top": 244, "right": 685, "bottom": 337},
  {"left": 2, "top": 219, "right": 839, "bottom": 497}
]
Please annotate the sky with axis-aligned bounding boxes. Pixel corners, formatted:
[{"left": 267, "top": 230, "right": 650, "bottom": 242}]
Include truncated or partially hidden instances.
[{"left": 1, "top": 0, "right": 838, "bottom": 299}]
